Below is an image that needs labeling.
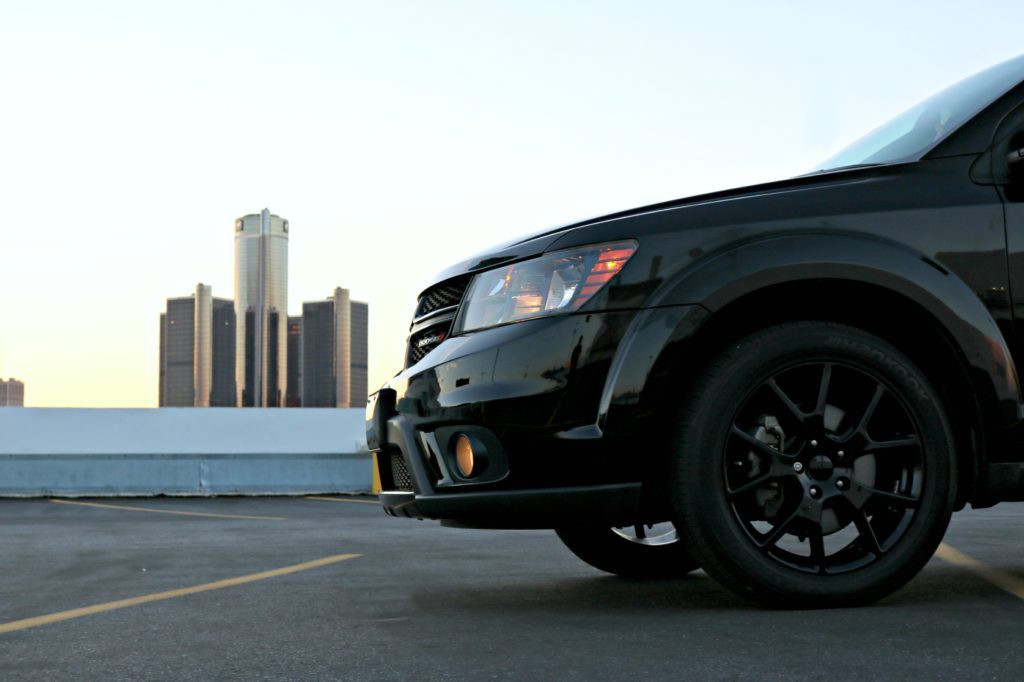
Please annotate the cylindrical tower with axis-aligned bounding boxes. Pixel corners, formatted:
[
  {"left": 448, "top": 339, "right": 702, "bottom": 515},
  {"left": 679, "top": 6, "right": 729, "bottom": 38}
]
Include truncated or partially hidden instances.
[{"left": 234, "top": 209, "right": 289, "bottom": 407}]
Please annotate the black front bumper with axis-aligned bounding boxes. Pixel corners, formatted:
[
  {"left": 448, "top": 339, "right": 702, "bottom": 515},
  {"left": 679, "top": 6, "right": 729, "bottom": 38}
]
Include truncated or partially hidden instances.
[
  {"left": 369, "top": 403, "right": 644, "bottom": 528},
  {"left": 366, "top": 313, "right": 651, "bottom": 529}
]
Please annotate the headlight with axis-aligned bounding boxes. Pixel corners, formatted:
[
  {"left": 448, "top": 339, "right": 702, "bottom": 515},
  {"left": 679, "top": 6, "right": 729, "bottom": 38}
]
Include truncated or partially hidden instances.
[{"left": 454, "top": 240, "right": 638, "bottom": 333}]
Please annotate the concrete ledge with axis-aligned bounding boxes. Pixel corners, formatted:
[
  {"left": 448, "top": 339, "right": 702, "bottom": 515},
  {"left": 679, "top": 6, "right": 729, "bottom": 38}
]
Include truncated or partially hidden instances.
[{"left": 0, "top": 408, "right": 371, "bottom": 496}]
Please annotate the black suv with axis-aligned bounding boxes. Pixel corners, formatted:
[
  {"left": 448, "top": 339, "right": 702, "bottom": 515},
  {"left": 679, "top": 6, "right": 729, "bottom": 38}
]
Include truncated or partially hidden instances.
[{"left": 367, "top": 55, "right": 1024, "bottom": 607}]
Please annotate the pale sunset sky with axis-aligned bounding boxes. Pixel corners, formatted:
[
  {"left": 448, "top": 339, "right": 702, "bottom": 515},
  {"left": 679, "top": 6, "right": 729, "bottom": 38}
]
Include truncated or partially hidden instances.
[{"left": 1, "top": 1, "right": 1022, "bottom": 406}]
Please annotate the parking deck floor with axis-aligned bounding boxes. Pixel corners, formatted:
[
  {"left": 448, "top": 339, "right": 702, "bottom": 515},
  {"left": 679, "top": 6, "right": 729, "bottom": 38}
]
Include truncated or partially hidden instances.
[{"left": 2, "top": 496, "right": 1024, "bottom": 680}]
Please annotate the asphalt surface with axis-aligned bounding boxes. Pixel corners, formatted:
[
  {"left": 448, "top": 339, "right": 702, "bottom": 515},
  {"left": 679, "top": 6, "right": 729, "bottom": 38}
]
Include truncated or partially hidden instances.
[{"left": 2, "top": 497, "right": 1024, "bottom": 681}]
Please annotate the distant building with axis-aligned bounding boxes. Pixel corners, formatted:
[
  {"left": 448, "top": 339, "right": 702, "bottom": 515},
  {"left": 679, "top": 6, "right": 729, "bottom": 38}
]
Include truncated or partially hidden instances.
[
  {"left": 159, "top": 284, "right": 236, "bottom": 407},
  {"left": 235, "top": 209, "right": 289, "bottom": 407},
  {"left": 350, "top": 300, "right": 368, "bottom": 407},
  {"left": 301, "top": 299, "right": 334, "bottom": 407},
  {"left": 286, "top": 316, "right": 302, "bottom": 407},
  {"left": 0, "top": 378, "right": 25, "bottom": 407},
  {"left": 301, "top": 288, "right": 369, "bottom": 408}
]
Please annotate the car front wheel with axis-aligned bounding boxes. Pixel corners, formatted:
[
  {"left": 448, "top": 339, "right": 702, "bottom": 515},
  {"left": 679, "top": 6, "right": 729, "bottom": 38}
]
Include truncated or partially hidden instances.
[{"left": 672, "top": 322, "right": 956, "bottom": 607}]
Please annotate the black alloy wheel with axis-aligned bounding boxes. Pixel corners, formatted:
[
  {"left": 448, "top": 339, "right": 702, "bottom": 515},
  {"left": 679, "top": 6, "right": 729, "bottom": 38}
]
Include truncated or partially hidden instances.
[
  {"left": 555, "top": 522, "right": 700, "bottom": 579},
  {"left": 672, "top": 322, "right": 956, "bottom": 607}
]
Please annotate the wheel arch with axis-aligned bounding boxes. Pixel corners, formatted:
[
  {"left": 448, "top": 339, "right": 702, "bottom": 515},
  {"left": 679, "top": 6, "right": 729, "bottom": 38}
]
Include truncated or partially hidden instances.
[{"left": 606, "top": 233, "right": 1021, "bottom": 508}]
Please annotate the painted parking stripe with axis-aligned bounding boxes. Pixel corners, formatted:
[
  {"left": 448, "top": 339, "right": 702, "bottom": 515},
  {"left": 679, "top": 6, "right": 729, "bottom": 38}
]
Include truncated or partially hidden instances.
[
  {"left": 0, "top": 553, "right": 361, "bottom": 635},
  {"left": 935, "top": 543, "right": 1024, "bottom": 600},
  {"left": 304, "top": 495, "right": 379, "bottom": 505},
  {"left": 49, "top": 498, "right": 285, "bottom": 521}
]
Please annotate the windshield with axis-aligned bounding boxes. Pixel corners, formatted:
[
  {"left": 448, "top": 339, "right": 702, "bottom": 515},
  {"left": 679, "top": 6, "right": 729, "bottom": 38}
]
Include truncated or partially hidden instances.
[{"left": 813, "top": 55, "right": 1024, "bottom": 173}]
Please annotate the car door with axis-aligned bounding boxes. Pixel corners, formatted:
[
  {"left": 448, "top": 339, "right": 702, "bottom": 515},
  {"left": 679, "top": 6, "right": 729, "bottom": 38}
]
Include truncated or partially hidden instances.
[{"left": 992, "top": 104, "right": 1024, "bottom": 374}]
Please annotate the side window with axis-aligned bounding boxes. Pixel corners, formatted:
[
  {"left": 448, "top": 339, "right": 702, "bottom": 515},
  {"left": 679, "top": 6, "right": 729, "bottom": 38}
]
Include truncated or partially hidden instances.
[{"left": 971, "top": 101, "right": 1024, "bottom": 192}]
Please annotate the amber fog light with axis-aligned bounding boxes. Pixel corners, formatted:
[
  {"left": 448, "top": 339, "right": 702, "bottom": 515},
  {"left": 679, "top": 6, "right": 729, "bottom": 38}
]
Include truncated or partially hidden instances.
[{"left": 455, "top": 434, "right": 476, "bottom": 477}]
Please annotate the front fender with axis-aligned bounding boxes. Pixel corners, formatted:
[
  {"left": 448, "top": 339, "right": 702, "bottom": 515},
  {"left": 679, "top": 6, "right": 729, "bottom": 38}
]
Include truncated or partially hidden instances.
[{"left": 600, "top": 232, "right": 1020, "bottom": 431}]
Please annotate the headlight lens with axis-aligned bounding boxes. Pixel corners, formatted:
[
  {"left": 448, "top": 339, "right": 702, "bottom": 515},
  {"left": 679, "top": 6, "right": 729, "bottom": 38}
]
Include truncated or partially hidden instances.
[{"left": 455, "top": 240, "right": 637, "bottom": 333}]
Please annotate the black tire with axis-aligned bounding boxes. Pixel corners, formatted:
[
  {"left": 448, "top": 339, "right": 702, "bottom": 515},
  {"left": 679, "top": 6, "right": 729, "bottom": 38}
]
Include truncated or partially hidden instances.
[
  {"left": 555, "top": 523, "right": 700, "bottom": 578},
  {"left": 672, "top": 322, "right": 956, "bottom": 607}
]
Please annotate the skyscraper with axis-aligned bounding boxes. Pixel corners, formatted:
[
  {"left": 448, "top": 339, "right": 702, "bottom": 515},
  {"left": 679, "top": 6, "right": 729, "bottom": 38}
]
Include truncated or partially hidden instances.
[
  {"left": 159, "top": 284, "right": 236, "bottom": 407},
  {"left": 301, "top": 299, "right": 334, "bottom": 407},
  {"left": 300, "top": 287, "right": 369, "bottom": 408},
  {"left": 0, "top": 378, "right": 25, "bottom": 407},
  {"left": 286, "top": 315, "right": 302, "bottom": 407},
  {"left": 350, "top": 300, "right": 368, "bottom": 407},
  {"left": 235, "top": 209, "right": 289, "bottom": 407}
]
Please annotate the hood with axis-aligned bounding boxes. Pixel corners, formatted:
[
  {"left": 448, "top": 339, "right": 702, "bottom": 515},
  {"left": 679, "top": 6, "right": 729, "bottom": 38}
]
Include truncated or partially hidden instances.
[{"left": 425, "top": 165, "right": 897, "bottom": 288}]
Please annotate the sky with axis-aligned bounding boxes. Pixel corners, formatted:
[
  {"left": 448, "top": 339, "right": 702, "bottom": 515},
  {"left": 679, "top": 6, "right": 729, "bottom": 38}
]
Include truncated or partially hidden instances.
[{"left": 2, "top": 0, "right": 1023, "bottom": 407}]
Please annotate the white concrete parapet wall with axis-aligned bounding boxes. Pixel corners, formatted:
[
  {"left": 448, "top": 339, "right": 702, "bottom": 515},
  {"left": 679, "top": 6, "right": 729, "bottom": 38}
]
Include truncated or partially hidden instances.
[{"left": 0, "top": 408, "right": 370, "bottom": 496}]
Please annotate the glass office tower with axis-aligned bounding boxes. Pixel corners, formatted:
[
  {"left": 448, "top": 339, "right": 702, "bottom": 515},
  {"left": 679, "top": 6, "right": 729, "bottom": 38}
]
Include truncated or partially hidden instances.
[
  {"left": 159, "top": 284, "right": 235, "bottom": 407},
  {"left": 300, "top": 287, "right": 368, "bottom": 408},
  {"left": 349, "top": 300, "right": 368, "bottom": 407},
  {"left": 301, "top": 299, "right": 334, "bottom": 407},
  {"left": 234, "top": 209, "right": 289, "bottom": 407},
  {"left": 286, "top": 316, "right": 302, "bottom": 407}
]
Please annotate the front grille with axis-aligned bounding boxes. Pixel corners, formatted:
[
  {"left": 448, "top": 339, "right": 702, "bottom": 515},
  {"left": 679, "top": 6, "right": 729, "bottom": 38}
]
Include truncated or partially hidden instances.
[
  {"left": 406, "top": 276, "right": 471, "bottom": 367},
  {"left": 390, "top": 451, "right": 413, "bottom": 491},
  {"left": 408, "top": 327, "right": 447, "bottom": 365},
  {"left": 415, "top": 280, "right": 468, "bottom": 319}
]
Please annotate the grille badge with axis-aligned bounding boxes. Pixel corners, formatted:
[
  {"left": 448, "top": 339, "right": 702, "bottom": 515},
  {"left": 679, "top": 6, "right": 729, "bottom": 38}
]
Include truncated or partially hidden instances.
[{"left": 416, "top": 332, "right": 446, "bottom": 349}]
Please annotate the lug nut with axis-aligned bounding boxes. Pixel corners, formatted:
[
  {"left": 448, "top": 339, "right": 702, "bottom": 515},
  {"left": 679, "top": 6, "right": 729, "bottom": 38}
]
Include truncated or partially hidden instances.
[
  {"left": 809, "top": 485, "right": 822, "bottom": 499},
  {"left": 793, "top": 462, "right": 805, "bottom": 473},
  {"left": 836, "top": 477, "right": 849, "bottom": 491},
  {"left": 810, "top": 439, "right": 818, "bottom": 447},
  {"left": 837, "top": 450, "right": 845, "bottom": 459}
]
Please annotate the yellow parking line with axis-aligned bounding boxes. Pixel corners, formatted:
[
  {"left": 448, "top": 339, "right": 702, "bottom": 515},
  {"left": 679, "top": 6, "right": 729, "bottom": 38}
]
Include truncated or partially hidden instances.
[
  {"left": 304, "top": 496, "right": 379, "bottom": 505},
  {"left": 0, "top": 553, "right": 361, "bottom": 635},
  {"left": 49, "top": 498, "right": 286, "bottom": 521},
  {"left": 935, "top": 543, "right": 1024, "bottom": 600}
]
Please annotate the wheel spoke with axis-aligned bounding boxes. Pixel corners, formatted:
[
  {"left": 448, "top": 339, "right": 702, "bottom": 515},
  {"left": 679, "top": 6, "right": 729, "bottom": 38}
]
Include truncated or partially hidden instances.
[
  {"left": 808, "top": 526, "right": 827, "bottom": 574},
  {"left": 863, "top": 436, "right": 920, "bottom": 453},
  {"left": 863, "top": 486, "right": 919, "bottom": 508},
  {"left": 730, "top": 426, "right": 791, "bottom": 461},
  {"left": 756, "top": 505, "right": 801, "bottom": 550},
  {"left": 726, "top": 471, "right": 775, "bottom": 497},
  {"left": 852, "top": 510, "right": 884, "bottom": 555},
  {"left": 766, "top": 378, "right": 806, "bottom": 420},
  {"left": 814, "top": 363, "right": 833, "bottom": 416},
  {"left": 855, "top": 383, "right": 886, "bottom": 434}
]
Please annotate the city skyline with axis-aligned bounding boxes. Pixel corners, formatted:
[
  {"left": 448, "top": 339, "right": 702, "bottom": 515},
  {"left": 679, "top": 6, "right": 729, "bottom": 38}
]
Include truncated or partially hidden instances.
[
  {"left": 3, "top": 3, "right": 1022, "bottom": 407},
  {"left": 159, "top": 213, "right": 369, "bottom": 409}
]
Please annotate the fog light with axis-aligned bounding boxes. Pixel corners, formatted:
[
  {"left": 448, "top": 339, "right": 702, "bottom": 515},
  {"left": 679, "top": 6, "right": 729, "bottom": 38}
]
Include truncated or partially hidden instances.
[{"left": 455, "top": 434, "right": 475, "bottom": 477}]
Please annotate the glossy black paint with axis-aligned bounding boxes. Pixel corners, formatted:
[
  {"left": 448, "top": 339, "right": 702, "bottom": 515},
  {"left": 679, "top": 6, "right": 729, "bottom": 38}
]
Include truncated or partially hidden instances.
[{"left": 369, "top": 65, "right": 1024, "bottom": 526}]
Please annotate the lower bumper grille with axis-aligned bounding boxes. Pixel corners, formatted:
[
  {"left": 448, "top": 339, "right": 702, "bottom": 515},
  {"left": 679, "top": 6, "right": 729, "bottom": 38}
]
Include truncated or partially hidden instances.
[{"left": 389, "top": 451, "right": 414, "bottom": 491}]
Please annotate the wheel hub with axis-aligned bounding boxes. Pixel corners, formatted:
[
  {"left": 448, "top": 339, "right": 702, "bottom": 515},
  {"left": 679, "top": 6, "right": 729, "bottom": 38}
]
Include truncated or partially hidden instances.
[{"left": 807, "top": 454, "right": 834, "bottom": 481}]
